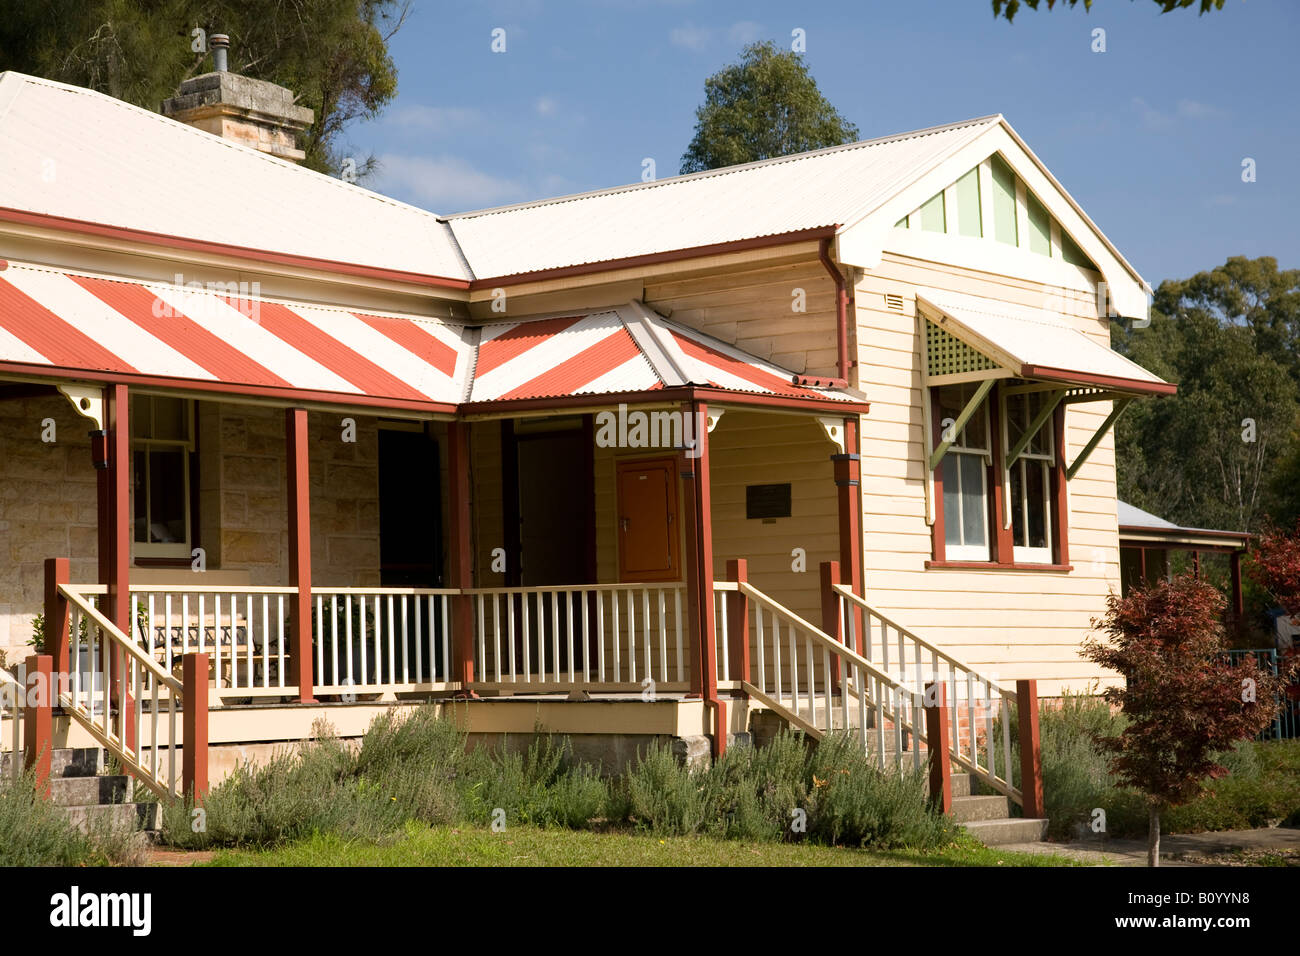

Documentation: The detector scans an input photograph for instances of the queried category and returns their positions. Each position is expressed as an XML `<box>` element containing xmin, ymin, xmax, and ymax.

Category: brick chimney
<box><xmin>161</xmin><ymin>35</ymin><xmax>314</xmax><ymax>163</ymax></box>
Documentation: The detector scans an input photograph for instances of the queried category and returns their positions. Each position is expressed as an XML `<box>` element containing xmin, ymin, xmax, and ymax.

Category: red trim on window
<box><xmin>1019</xmin><ymin>365</ymin><xmax>1177</xmax><ymax>396</ymax></box>
<box><xmin>1052</xmin><ymin>402</ymin><xmax>1070</xmax><ymax>566</ymax></box>
<box><xmin>930</xmin><ymin>381</ymin><xmax>1071</xmax><ymax>570</ymax></box>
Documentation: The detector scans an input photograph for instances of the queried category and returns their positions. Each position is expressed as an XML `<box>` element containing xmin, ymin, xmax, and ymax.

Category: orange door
<box><xmin>616</xmin><ymin>458</ymin><xmax>680</xmax><ymax>582</ymax></box>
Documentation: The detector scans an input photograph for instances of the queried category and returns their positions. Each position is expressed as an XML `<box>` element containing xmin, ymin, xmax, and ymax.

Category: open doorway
<box><xmin>507</xmin><ymin>418</ymin><xmax>596</xmax><ymax>675</ymax></box>
<box><xmin>378</xmin><ymin>424</ymin><xmax>442</xmax><ymax>587</ymax></box>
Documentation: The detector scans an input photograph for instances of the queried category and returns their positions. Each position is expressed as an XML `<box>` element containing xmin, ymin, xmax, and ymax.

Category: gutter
<box><xmin>818</xmin><ymin>238</ymin><xmax>851</xmax><ymax>385</ymax></box>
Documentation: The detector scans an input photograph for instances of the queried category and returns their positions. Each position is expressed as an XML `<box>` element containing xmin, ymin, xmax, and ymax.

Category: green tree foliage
<box><xmin>992</xmin><ymin>0</ymin><xmax>1225</xmax><ymax>21</ymax></box>
<box><xmin>679</xmin><ymin>40</ymin><xmax>859</xmax><ymax>175</ymax></box>
<box><xmin>1113</xmin><ymin>257</ymin><xmax>1300</xmax><ymax>534</ymax></box>
<box><xmin>0</xmin><ymin>0</ymin><xmax>408</xmax><ymax>176</ymax></box>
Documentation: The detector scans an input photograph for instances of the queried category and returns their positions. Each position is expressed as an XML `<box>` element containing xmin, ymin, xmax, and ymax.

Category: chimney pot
<box><xmin>210</xmin><ymin>34</ymin><xmax>230</xmax><ymax>72</ymax></box>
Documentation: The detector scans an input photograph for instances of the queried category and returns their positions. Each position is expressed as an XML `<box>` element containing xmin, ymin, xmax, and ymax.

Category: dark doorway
<box><xmin>378</xmin><ymin>427</ymin><xmax>442</xmax><ymax>587</ymax></box>
<box><xmin>510</xmin><ymin>422</ymin><xmax>596</xmax><ymax>677</ymax></box>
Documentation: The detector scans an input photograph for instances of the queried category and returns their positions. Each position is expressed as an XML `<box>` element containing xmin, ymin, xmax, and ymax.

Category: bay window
<box><xmin>930</xmin><ymin>380</ymin><xmax>1068</xmax><ymax>568</ymax></box>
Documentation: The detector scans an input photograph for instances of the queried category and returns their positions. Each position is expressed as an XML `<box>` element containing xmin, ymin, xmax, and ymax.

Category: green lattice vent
<box><xmin>925</xmin><ymin>320</ymin><xmax>999</xmax><ymax>377</ymax></box>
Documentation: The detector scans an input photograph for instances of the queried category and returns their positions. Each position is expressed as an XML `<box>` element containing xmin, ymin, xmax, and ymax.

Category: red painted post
<box><xmin>1016</xmin><ymin>679</ymin><xmax>1044</xmax><ymax>819</ymax></box>
<box><xmin>681</xmin><ymin>401</ymin><xmax>721</xmax><ymax>757</ymax></box>
<box><xmin>98</xmin><ymin>384</ymin><xmax>135</xmax><ymax>750</ymax></box>
<box><xmin>820</xmin><ymin>560</ymin><xmax>844</xmax><ymax>689</ymax></box>
<box><xmin>23</xmin><ymin>654</ymin><xmax>53</xmax><ymax>796</ymax></box>
<box><xmin>1230</xmin><ymin>549</ymin><xmax>1244</xmax><ymax>627</ymax></box>
<box><xmin>725</xmin><ymin>559</ymin><xmax>749</xmax><ymax>689</ymax></box>
<box><xmin>925</xmin><ymin>680</ymin><xmax>952</xmax><ymax>814</ymax></box>
<box><xmin>43</xmin><ymin>558</ymin><xmax>71</xmax><ymax>690</ymax></box>
<box><xmin>832</xmin><ymin>418</ymin><xmax>864</xmax><ymax>653</ymax></box>
<box><xmin>285</xmin><ymin>408</ymin><xmax>316</xmax><ymax>702</ymax></box>
<box><xmin>182</xmin><ymin>653</ymin><xmax>209</xmax><ymax>802</ymax></box>
<box><xmin>447</xmin><ymin>421</ymin><xmax>477</xmax><ymax>693</ymax></box>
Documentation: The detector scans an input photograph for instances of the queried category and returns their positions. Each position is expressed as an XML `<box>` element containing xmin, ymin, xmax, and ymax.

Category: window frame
<box><xmin>1003</xmin><ymin>389</ymin><xmax>1056</xmax><ymax>565</ymax></box>
<box><xmin>131</xmin><ymin>396</ymin><xmax>197</xmax><ymax>562</ymax></box>
<box><xmin>929</xmin><ymin>381</ymin><xmax>1070</xmax><ymax>571</ymax></box>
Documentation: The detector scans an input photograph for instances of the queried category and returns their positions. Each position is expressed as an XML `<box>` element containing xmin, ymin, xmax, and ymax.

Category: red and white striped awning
<box><xmin>0</xmin><ymin>261</ymin><xmax>860</xmax><ymax>410</ymax></box>
<box><xmin>0</xmin><ymin>260</ymin><xmax>472</xmax><ymax>406</ymax></box>
<box><xmin>467</xmin><ymin>301</ymin><xmax>860</xmax><ymax>405</ymax></box>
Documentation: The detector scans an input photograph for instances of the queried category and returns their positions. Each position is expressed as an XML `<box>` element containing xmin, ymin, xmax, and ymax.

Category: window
<box><xmin>935</xmin><ymin>383</ymin><xmax>992</xmax><ymax>561</ymax></box>
<box><xmin>132</xmin><ymin>395</ymin><xmax>195</xmax><ymax>559</ymax></box>
<box><xmin>930</xmin><ymin>381</ymin><xmax>1069</xmax><ymax>568</ymax></box>
<box><xmin>1003</xmin><ymin>391</ymin><xmax>1055</xmax><ymax>564</ymax></box>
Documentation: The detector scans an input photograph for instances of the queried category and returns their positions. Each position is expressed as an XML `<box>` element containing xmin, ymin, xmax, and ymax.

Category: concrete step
<box><xmin>61</xmin><ymin>801</ymin><xmax>158</xmax><ymax>833</ymax></box>
<box><xmin>962</xmin><ymin>817</ymin><xmax>1050</xmax><ymax>846</ymax></box>
<box><xmin>951</xmin><ymin>794</ymin><xmax>1011</xmax><ymax>823</ymax></box>
<box><xmin>49</xmin><ymin>774</ymin><xmax>130</xmax><ymax>807</ymax></box>
<box><xmin>950</xmin><ymin>772</ymin><xmax>971</xmax><ymax>797</ymax></box>
<box><xmin>1</xmin><ymin>747</ymin><xmax>103</xmax><ymax>778</ymax></box>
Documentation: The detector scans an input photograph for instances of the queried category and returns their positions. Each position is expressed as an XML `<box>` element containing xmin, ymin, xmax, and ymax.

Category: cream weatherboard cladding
<box><xmin>856</xmin><ymin>254</ymin><xmax>1125</xmax><ymax>696</ymax></box>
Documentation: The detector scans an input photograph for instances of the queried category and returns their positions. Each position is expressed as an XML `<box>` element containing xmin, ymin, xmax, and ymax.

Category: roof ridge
<box><xmin>0</xmin><ymin>70</ymin><xmax>451</xmax><ymax>222</ymax></box>
<box><xmin>441</xmin><ymin>114</ymin><xmax>1004</xmax><ymax>221</ymax></box>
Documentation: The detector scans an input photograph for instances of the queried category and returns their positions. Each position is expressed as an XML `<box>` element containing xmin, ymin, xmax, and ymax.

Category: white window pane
<box><xmin>960</xmin><ymin>454</ymin><xmax>987</xmax><ymax>548</ymax></box>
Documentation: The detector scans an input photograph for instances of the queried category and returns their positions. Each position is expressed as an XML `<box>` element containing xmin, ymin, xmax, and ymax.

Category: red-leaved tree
<box><xmin>1082</xmin><ymin>575</ymin><xmax>1286</xmax><ymax>866</ymax></box>
<box><xmin>1249</xmin><ymin>519</ymin><xmax>1300</xmax><ymax>618</ymax></box>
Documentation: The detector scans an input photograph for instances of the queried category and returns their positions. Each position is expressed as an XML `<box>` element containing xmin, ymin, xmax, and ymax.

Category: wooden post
<box><xmin>1016</xmin><ymin>679</ymin><xmax>1044</xmax><ymax>819</ymax></box>
<box><xmin>1230</xmin><ymin>549</ymin><xmax>1244</xmax><ymax>626</ymax></box>
<box><xmin>832</xmin><ymin>418</ymin><xmax>864</xmax><ymax>652</ymax></box>
<box><xmin>681</xmin><ymin>401</ymin><xmax>722</xmax><ymax>757</ymax></box>
<box><xmin>285</xmin><ymin>408</ymin><xmax>316</xmax><ymax>703</ymax></box>
<box><xmin>447</xmin><ymin>421</ymin><xmax>477</xmax><ymax>692</ymax></box>
<box><xmin>820</xmin><ymin>560</ymin><xmax>844</xmax><ymax>688</ymax></box>
<box><xmin>925</xmin><ymin>680</ymin><xmax>952</xmax><ymax>814</ymax></box>
<box><xmin>182</xmin><ymin>653</ymin><xmax>209</xmax><ymax>802</ymax></box>
<box><xmin>725</xmin><ymin>559</ymin><xmax>749</xmax><ymax>689</ymax></box>
<box><xmin>98</xmin><ymin>384</ymin><xmax>134</xmax><ymax>750</ymax></box>
<box><xmin>43</xmin><ymin>558</ymin><xmax>71</xmax><ymax>690</ymax></box>
<box><xmin>23</xmin><ymin>654</ymin><xmax>53</xmax><ymax>796</ymax></box>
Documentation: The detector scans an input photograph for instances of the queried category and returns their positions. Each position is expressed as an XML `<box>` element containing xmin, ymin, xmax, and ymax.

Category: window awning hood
<box><xmin>916</xmin><ymin>288</ymin><xmax>1175</xmax><ymax>398</ymax></box>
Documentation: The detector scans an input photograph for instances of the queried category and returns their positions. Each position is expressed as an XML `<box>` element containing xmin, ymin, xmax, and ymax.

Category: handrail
<box><xmin>61</xmin><ymin>585</ymin><xmax>183</xmax><ymax>695</ymax></box>
<box><xmin>737</xmin><ymin>581</ymin><xmax>928</xmax><ymax>770</ymax></box>
<box><xmin>57</xmin><ymin>584</ymin><xmax>183</xmax><ymax>798</ymax></box>
<box><xmin>1</xmin><ymin>665</ymin><xmax>21</xmax><ymax>781</ymax></box>
<box><xmin>830</xmin><ymin>581</ymin><xmax>1020</xmax><ymax>804</ymax></box>
<box><xmin>833</xmin><ymin>583</ymin><xmax>1012</xmax><ymax>700</ymax></box>
<box><xmin>465</xmin><ymin>581</ymin><xmax>685</xmax><ymax>596</ymax></box>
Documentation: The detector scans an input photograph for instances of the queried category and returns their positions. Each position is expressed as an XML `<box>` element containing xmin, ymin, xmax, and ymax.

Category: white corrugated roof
<box><xmin>1116</xmin><ymin>501</ymin><xmax>1180</xmax><ymax>530</ymax></box>
<box><xmin>445</xmin><ymin>116</ymin><xmax>1001</xmax><ymax>279</ymax></box>
<box><xmin>917</xmin><ymin>288</ymin><xmax>1171</xmax><ymax>392</ymax></box>
<box><xmin>0</xmin><ymin>72</ymin><xmax>472</xmax><ymax>281</ymax></box>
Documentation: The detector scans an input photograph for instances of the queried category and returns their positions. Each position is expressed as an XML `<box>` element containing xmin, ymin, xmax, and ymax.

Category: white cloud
<box><xmin>371</xmin><ymin>153</ymin><xmax>526</xmax><ymax>212</ymax></box>
<box><xmin>1132</xmin><ymin>96</ymin><xmax>1227</xmax><ymax>131</ymax></box>
<box><xmin>382</xmin><ymin>105</ymin><xmax>482</xmax><ymax>135</ymax></box>
<box><xmin>670</xmin><ymin>23</ymin><xmax>711</xmax><ymax>51</ymax></box>
<box><xmin>728</xmin><ymin>20</ymin><xmax>763</xmax><ymax>45</ymax></box>
<box><xmin>535</xmin><ymin>96</ymin><xmax>558</xmax><ymax>117</ymax></box>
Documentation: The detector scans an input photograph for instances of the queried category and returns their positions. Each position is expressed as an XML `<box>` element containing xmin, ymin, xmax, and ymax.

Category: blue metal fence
<box><xmin>1225</xmin><ymin>649</ymin><xmax>1299</xmax><ymax>740</ymax></box>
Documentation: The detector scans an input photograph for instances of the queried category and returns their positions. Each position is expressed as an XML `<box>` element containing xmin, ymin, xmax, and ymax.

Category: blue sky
<box><xmin>351</xmin><ymin>0</ymin><xmax>1299</xmax><ymax>287</ymax></box>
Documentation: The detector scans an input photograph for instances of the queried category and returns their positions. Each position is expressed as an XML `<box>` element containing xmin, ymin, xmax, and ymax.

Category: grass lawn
<box><xmin>202</xmin><ymin>824</ymin><xmax>1091</xmax><ymax>867</ymax></box>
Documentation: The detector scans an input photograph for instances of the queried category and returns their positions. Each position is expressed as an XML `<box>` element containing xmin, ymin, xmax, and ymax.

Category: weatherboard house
<box><xmin>0</xmin><ymin>67</ymin><xmax>1172</xmax><ymax>816</ymax></box>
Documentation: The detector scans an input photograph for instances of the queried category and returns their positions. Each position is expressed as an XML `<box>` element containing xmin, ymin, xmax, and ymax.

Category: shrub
<box><xmin>461</xmin><ymin>736</ymin><xmax>608</xmax><ymax>830</ymax></box>
<box><xmin>804</xmin><ymin>733</ymin><xmax>947</xmax><ymax>849</ymax></box>
<box><xmin>625</xmin><ymin>742</ymin><xmax>708</xmax><ymax>835</ymax></box>
<box><xmin>0</xmin><ymin>767</ymin><xmax>146</xmax><ymax>866</ymax></box>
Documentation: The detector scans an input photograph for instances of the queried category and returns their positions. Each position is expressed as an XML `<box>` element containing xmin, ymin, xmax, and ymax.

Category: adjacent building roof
<box><xmin>0</xmin><ymin>258</ymin><xmax>860</xmax><ymax>413</ymax></box>
<box><xmin>1117</xmin><ymin>500</ymin><xmax>1251</xmax><ymax>550</ymax></box>
<box><xmin>0</xmin><ymin>72</ymin><xmax>472</xmax><ymax>283</ymax></box>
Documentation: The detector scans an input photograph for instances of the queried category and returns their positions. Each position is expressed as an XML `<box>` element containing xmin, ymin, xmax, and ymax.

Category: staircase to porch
<box><xmin>718</xmin><ymin>563</ymin><xmax>1049</xmax><ymax>846</ymax></box>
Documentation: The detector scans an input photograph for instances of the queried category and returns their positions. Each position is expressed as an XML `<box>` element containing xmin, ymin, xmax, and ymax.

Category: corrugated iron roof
<box><xmin>0</xmin><ymin>72</ymin><xmax>473</xmax><ymax>282</ymax></box>
<box><xmin>0</xmin><ymin>258</ymin><xmax>858</xmax><ymax>410</ymax></box>
<box><xmin>445</xmin><ymin>117</ymin><xmax>1000</xmax><ymax>279</ymax></box>
<box><xmin>0</xmin><ymin>259</ymin><xmax>472</xmax><ymax>404</ymax></box>
<box><xmin>916</xmin><ymin>289</ymin><xmax>1172</xmax><ymax>394</ymax></box>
